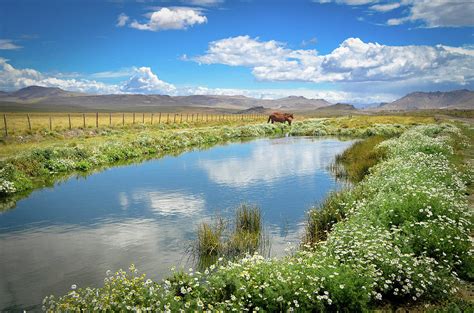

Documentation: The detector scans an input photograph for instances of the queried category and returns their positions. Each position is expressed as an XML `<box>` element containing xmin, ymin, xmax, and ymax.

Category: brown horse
<box><xmin>267</xmin><ymin>112</ymin><xmax>294</xmax><ymax>125</ymax></box>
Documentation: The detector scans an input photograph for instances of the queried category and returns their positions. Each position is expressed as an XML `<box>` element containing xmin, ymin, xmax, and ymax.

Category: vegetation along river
<box><xmin>0</xmin><ymin>136</ymin><xmax>353</xmax><ymax>311</ymax></box>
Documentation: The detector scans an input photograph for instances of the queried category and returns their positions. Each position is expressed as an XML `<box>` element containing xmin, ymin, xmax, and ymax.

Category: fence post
<box><xmin>27</xmin><ymin>114</ymin><xmax>32</xmax><ymax>131</ymax></box>
<box><xmin>3</xmin><ymin>114</ymin><xmax>8</xmax><ymax>136</ymax></box>
<box><xmin>122</xmin><ymin>113</ymin><xmax>125</xmax><ymax>126</ymax></box>
<box><xmin>142</xmin><ymin>113</ymin><xmax>145</xmax><ymax>124</ymax></box>
<box><xmin>173</xmin><ymin>114</ymin><xmax>177</xmax><ymax>123</ymax></box>
<box><xmin>167</xmin><ymin>113</ymin><xmax>170</xmax><ymax>123</ymax></box>
<box><xmin>49</xmin><ymin>116</ymin><xmax>52</xmax><ymax>131</ymax></box>
<box><xmin>83</xmin><ymin>113</ymin><xmax>86</xmax><ymax>128</ymax></box>
<box><xmin>109</xmin><ymin>113</ymin><xmax>112</xmax><ymax>126</ymax></box>
<box><xmin>96</xmin><ymin>112</ymin><xmax>99</xmax><ymax>128</ymax></box>
<box><xmin>180</xmin><ymin>114</ymin><xmax>183</xmax><ymax>123</ymax></box>
<box><xmin>68</xmin><ymin>114</ymin><xmax>72</xmax><ymax>130</ymax></box>
<box><xmin>133</xmin><ymin>113</ymin><xmax>135</xmax><ymax>124</ymax></box>
<box><xmin>158</xmin><ymin>112</ymin><xmax>162</xmax><ymax>124</ymax></box>
<box><xmin>151</xmin><ymin>113</ymin><xmax>154</xmax><ymax>125</ymax></box>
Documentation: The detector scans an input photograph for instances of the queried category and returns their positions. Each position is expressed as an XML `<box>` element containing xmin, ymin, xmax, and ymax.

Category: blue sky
<box><xmin>0</xmin><ymin>0</ymin><xmax>473</xmax><ymax>104</ymax></box>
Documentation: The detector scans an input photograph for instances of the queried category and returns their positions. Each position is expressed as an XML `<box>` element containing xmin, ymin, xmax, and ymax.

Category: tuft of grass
<box><xmin>235</xmin><ymin>204</ymin><xmax>262</xmax><ymax>234</ymax></box>
<box><xmin>191</xmin><ymin>205</ymin><xmax>267</xmax><ymax>270</ymax></box>
<box><xmin>196</xmin><ymin>218</ymin><xmax>225</xmax><ymax>257</ymax></box>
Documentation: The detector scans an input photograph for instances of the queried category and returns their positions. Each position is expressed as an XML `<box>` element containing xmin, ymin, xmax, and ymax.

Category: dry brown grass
<box><xmin>0</xmin><ymin>112</ymin><xmax>268</xmax><ymax>136</ymax></box>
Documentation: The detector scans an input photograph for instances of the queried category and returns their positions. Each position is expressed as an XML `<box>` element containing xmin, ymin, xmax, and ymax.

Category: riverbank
<box><xmin>0</xmin><ymin>116</ymin><xmax>423</xmax><ymax>209</ymax></box>
<box><xmin>42</xmin><ymin>122</ymin><xmax>472</xmax><ymax>311</ymax></box>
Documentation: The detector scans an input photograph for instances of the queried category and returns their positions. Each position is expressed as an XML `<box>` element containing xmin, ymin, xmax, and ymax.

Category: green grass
<box><xmin>42</xmin><ymin>122</ymin><xmax>473</xmax><ymax>312</ymax></box>
<box><xmin>334</xmin><ymin>135</ymin><xmax>388</xmax><ymax>182</ymax></box>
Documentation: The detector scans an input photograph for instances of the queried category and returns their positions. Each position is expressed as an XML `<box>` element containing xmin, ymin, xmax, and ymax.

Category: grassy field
<box><xmin>40</xmin><ymin>121</ymin><xmax>473</xmax><ymax>312</ymax></box>
<box><xmin>0</xmin><ymin>112</ymin><xmax>268</xmax><ymax>136</ymax></box>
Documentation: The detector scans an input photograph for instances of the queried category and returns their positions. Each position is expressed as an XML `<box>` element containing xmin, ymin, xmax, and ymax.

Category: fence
<box><xmin>1</xmin><ymin>112</ymin><xmax>269</xmax><ymax>137</ymax></box>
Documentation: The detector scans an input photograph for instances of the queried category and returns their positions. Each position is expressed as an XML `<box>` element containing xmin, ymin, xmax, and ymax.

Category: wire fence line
<box><xmin>1</xmin><ymin>112</ymin><xmax>269</xmax><ymax>137</ymax></box>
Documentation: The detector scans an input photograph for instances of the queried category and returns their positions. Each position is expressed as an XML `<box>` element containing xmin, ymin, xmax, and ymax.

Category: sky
<box><xmin>0</xmin><ymin>0</ymin><xmax>473</xmax><ymax>104</ymax></box>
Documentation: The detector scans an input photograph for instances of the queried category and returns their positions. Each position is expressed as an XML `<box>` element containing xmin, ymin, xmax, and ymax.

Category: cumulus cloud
<box><xmin>122</xmin><ymin>67</ymin><xmax>176</xmax><ymax>93</ymax></box>
<box><xmin>116</xmin><ymin>13</ymin><xmax>129</xmax><ymax>27</ymax></box>
<box><xmin>0</xmin><ymin>59</ymin><xmax>174</xmax><ymax>95</ymax></box>
<box><xmin>130</xmin><ymin>7</ymin><xmax>207</xmax><ymax>31</ymax></box>
<box><xmin>193</xmin><ymin>36</ymin><xmax>474</xmax><ymax>85</ymax></box>
<box><xmin>0</xmin><ymin>39</ymin><xmax>22</xmax><ymax>50</ymax></box>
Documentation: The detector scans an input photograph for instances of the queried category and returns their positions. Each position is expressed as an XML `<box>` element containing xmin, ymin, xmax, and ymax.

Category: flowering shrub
<box><xmin>0</xmin><ymin>163</ymin><xmax>32</xmax><ymax>195</ymax></box>
<box><xmin>43</xmin><ymin>123</ymin><xmax>472</xmax><ymax>311</ymax></box>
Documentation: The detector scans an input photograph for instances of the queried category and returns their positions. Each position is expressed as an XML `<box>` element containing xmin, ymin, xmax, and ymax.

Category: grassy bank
<box><xmin>42</xmin><ymin>123</ymin><xmax>472</xmax><ymax>311</ymax></box>
<box><xmin>0</xmin><ymin>116</ymin><xmax>421</xmax><ymax>209</ymax></box>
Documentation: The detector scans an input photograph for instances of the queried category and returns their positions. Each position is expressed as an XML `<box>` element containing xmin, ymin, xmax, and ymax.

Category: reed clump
<box><xmin>191</xmin><ymin>205</ymin><xmax>268</xmax><ymax>269</ymax></box>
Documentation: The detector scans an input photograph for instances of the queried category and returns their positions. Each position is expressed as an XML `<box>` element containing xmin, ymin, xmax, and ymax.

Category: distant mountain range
<box><xmin>0</xmin><ymin>86</ymin><xmax>472</xmax><ymax>112</ymax></box>
<box><xmin>0</xmin><ymin>86</ymin><xmax>331</xmax><ymax>112</ymax></box>
<box><xmin>377</xmin><ymin>89</ymin><xmax>474</xmax><ymax>111</ymax></box>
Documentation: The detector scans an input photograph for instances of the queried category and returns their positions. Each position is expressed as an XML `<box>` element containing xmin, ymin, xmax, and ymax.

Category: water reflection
<box><xmin>0</xmin><ymin>137</ymin><xmax>353</xmax><ymax>310</ymax></box>
<box><xmin>199</xmin><ymin>137</ymin><xmax>345</xmax><ymax>187</ymax></box>
<box><xmin>0</xmin><ymin>219</ymin><xmax>191</xmax><ymax>311</ymax></box>
<box><xmin>122</xmin><ymin>190</ymin><xmax>206</xmax><ymax>216</ymax></box>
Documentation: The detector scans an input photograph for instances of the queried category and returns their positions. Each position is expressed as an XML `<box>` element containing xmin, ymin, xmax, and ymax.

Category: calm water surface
<box><xmin>0</xmin><ymin>137</ymin><xmax>353</xmax><ymax>311</ymax></box>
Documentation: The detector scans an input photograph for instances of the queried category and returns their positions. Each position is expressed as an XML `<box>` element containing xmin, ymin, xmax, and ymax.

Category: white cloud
<box><xmin>315</xmin><ymin>0</ymin><xmax>474</xmax><ymax>27</ymax></box>
<box><xmin>122</xmin><ymin>67</ymin><xmax>176</xmax><ymax>93</ymax></box>
<box><xmin>116</xmin><ymin>13</ymin><xmax>129</xmax><ymax>27</ymax></box>
<box><xmin>193</xmin><ymin>36</ymin><xmax>474</xmax><ymax>85</ymax></box>
<box><xmin>0</xmin><ymin>59</ymin><xmax>175</xmax><ymax>95</ymax></box>
<box><xmin>0</xmin><ymin>39</ymin><xmax>22</xmax><ymax>50</ymax></box>
<box><xmin>182</xmin><ymin>0</ymin><xmax>224</xmax><ymax>6</ymax></box>
<box><xmin>130</xmin><ymin>7</ymin><xmax>207</xmax><ymax>31</ymax></box>
<box><xmin>314</xmin><ymin>0</ymin><xmax>377</xmax><ymax>5</ymax></box>
<box><xmin>395</xmin><ymin>0</ymin><xmax>474</xmax><ymax>28</ymax></box>
<box><xmin>369</xmin><ymin>3</ymin><xmax>400</xmax><ymax>12</ymax></box>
